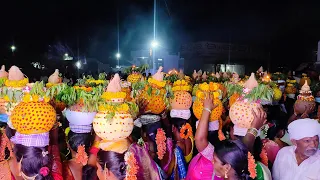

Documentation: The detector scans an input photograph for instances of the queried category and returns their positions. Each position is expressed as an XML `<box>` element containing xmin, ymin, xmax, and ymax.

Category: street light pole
<box><xmin>116</xmin><ymin>53</ymin><xmax>121</xmax><ymax>68</ymax></box>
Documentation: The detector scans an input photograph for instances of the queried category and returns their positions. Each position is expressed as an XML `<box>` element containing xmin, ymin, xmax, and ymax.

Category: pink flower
<box><xmin>39</xmin><ymin>167</ymin><xmax>50</xmax><ymax>176</ymax></box>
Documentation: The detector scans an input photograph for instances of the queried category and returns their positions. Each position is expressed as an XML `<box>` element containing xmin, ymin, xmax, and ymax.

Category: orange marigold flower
<box><xmin>248</xmin><ymin>152</ymin><xmax>257</xmax><ymax>179</ymax></box>
<box><xmin>155</xmin><ymin>128</ymin><xmax>166</xmax><ymax>160</ymax></box>
<box><xmin>75</xmin><ymin>145</ymin><xmax>88</xmax><ymax>166</ymax></box>
<box><xmin>260</xmin><ymin>147</ymin><xmax>268</xmax><ymax>167</ymax></box>
<box><xmin>180</xmin><ymin>123</ymin><xmax>193</xmax><ymax>139</ymax></box>
<box><xmin>124</xmin><ymin>152</ymin><xmax>139</xmax><ymax>180</ymax></box>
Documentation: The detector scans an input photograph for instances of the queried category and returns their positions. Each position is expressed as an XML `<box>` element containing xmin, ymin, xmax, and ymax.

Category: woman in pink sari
<box><xmin>187</xmin><ymin>94</ymin><xmax>266</xmax><ymax>180</ymax></box>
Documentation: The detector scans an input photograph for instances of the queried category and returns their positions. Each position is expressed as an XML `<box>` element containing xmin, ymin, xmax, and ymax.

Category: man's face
<box><xmin>294</xmin><ymin>135</ymin><xmax>319</xmax><ymax>157</ymax></box>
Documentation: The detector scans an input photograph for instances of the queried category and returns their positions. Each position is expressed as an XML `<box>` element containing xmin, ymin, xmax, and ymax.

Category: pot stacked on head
<box><xmin>192</xmin><ymin>81</ymin><xmax>225</xmax><ymax>140</ymax></box>
<box><xmin>170</xmin><ymin>76</ymin><xmax>192</xmax><ymax>121</ymax></box>
<box><xmin>0</xmin><ymin>66</ymin><xmax>29</xmax><ymax>128</ymax></box>
<box><xmin>93</xmin><ymin>73</ymin><xmax>137</xmax><ymax>153</ymax></box>
<box><xmin>294</xmin><ymin>81</ymin><xmax>316</xmax><ymax>114</ymax></box>
<box><xmin>139</xmin><ymin>66</ymin><xmax>167</xmax><ymax>115</ymax></box>
<box><xmin>229</xmin><ymin>73</ymin><xmax>273</xmax><ymax>137</ymax></box>
<box><xmin>10</xmin><ymin>82</ymin><xmax>56</xmax><ymax>135</ymax></box>
<box><xmin>46</xmin><ymin>69</ymin><xmax>66</xmax><ymax>114</ymax></box>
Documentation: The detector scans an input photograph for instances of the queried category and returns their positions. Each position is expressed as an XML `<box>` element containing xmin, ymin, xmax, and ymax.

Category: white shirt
<box><xmin>273</xmin><ymin>146</ymin><xmax>320</xmax><ymax>180</ymax></box>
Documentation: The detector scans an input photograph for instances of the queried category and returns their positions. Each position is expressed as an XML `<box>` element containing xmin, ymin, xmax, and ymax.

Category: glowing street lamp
<box><xmin>64</xmin><ymin>53</ymin><xmax>69</xmax><ymax>57</ymax></box>
<box><xmin>116</xmin><ymin>53</ymin><xmax>121</xmax><ymax>59</ymax></box>
<box><xmin>75</xmin><ymin>61</ymin><xmax>81</xmax><ymax>69</ymax></box>
<box><xmin>151</xmin><ymin>40</ymin><xmax>159</xmax><ymax>48</ymax></box>
<box><xmin>11</xmin><ymin>45</ymin><xmax>16</xmax><ymax>52</ymax></box>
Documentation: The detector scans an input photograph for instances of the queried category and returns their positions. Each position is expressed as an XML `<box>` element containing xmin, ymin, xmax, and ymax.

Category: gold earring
<box><xmin>224</xmin><ymin>171</ymin><xmax>228</xmax><ymax>178</ymax></box>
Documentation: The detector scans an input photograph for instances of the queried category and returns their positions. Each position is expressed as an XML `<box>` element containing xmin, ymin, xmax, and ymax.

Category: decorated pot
<box><xmin>93</xmin><ymin>112</ymin><xmax>134</xmax><ymax>141</ymax></box>
<box><xmin>170</xmin><ymin>91</ymin><xmax>192</xmax><ymax>110</ymax></box>
<box><xmin>294</xmin><ymin>99</ymin><xmax>316</xmax><ymax>114</ymax></box>
<box><xmin>65</xmin><ymin>109</ymin><xmax>96</xmax><ymax>125</ymax></box>
<box><xmin>10</xmin><ymin>102</ymin><xmax>56</xmax><ymax>134</ymax></box>
<box><xmin>229</xmin><ymin>100</ymin><xmax>261</xmax><ymax>128</ymax></box>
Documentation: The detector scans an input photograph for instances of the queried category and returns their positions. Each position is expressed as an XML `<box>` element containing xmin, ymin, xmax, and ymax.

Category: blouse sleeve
<box><xmin>200</xmin><ymin>142</ymin><xmax>214</xmax><ymax>162</ymax></box>
<box><xmin>49</xmin><ymin>145</ymin><xmax>63</xmax><ymax>180</ymax></box>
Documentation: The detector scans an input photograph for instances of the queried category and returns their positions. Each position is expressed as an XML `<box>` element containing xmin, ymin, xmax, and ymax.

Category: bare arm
<box><xmin>195</xmin><ymin>93</ymin><xmax>216</xmax><ymax>152</ymax></box>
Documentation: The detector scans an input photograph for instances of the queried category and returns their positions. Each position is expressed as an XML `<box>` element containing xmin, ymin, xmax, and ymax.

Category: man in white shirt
<box><xmin>273</xmin><ymin>118</ymin><xmax>320</xmax><ymax>180</ymax></box>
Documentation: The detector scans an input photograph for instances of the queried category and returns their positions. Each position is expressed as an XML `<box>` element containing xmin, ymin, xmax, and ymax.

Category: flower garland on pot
<box><xmin>192</xmin><ymin>81</ymin><xmax>225</xmax><ymax>140</ymax></box>
<box><xmin>0</xmin><ymin>66</ymin><xmax>29</xmax><ymax>129</ymax></box>
<box><xmin>10</xmin><ymin>81</ymin><xmax>56</xmax><ymax>134</ymax></box>
<box><xmin>125</xmin><ymin>64</ymin><xmax>149</xmax><ymax>83</ymax></box>
<box><xmin>133</xmin><ymin>66</ymin><xmax>173</xmax><ymax>115</ymax></box>
<box><xmin>93</xmin><ymin>73</ymin><xmax>138</xmax><ymax>152</ymax></box>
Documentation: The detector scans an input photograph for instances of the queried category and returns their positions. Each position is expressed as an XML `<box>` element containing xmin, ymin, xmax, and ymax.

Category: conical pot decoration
<box><xmin>178</xmin><ymin>69</ymin><xmax>184</xmax><ymax>79</ymax></box>
<box><xmin>232</xmin><ymin>72</ymin><xmax>240</xmax><ymax>83</ymax></box>
<box><xmin>0</xmin><ymin>66</ymin><xmax>28</xmax><ymax>116</ymax></box>
<box><xmin>299</xmin><ymin>73</ymin><xmax>311</xmax><ymax>87</ymax></box>
<box><xmin>294</xmin><ymin>81</ymin><xmax>315</xmax><ymax>114</ymax></box>
<box><xmin>93</xmin><ymin>73</ymin><xmax>135</xmax><ymax>142</ymax></box>
<box><xmin>229</xmin><ymin>73</ymin><xmax>272</xmax><ymax>129</ymax></box>
<box><xmin>192</xmin><ymin>70</ymin><xmax>198</xmax><ymax>79</ymax></box>
<box><xmin>48</xmin><ymin>69</ymin><xmax>62</xmax><ymax>84</ymax></box>
<box><xmin>215</xmin><ymin>72</ymin><xmax>220</xmax><ymax>79</ymax></box>
<box><xmin>140</xmin><ymin>66</ymin><xmax>167</xmax><ymax>114</ymax></box>
<box><xmin>10</xmin><ymin>82</ymin><xmax>56</xmax><ymax>134</ymax></box>
<box><xmin>257</xmin><ymin>66</ymin><xmax>263</xmax><ymax>73</ymax></box>
<box><xmin>8</xmin><ymin>66</ymin><xmax>25</xmax><ymax>82</ymax></box>
<box><xmin>202</xmin><ymin>72</ymin><xmax>207</xmax><ymax>81</ymax></box>
<box><xmin>223</xmin><ymin>72</ymin><xmax>228</xmax><ymax>79</ymax></box>
<box><xmin>0</xmin><ymin>65</ymin><xmax>8</xmax><ymax>78</ymax></box>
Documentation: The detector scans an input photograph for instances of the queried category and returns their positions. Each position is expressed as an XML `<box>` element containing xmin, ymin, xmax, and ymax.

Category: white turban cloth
<box><xmin>288</xmin><ymin>118</ymin><xmax>320</xmax><ymax>140</ymax></box>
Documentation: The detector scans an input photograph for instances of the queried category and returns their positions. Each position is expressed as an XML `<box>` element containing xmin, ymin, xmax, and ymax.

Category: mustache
<box><xmin>306</xmin><ymin>148</ymin><xmax>318</xmax><ymax>151</ymax></box>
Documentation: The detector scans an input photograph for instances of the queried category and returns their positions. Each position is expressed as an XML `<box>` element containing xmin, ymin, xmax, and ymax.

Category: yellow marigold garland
<box><xmin>5</xmin><ymin>78</ymin><xmax>28</xmax><ymax>88</ymax></box>
<box><xmin>22</xmin><ymin>94</ymin><xmax>50</xmax><ymax>103</ymax></box>
<box><xmin>98</xmin><ymin>103</ymin><xmax>129</xmax><ymax>113</ymax></box>
<box><xmin>148</xmin><ymin>78</ymin><xmax>166</xmax><ymax>88</ymax></box>
<box><xmin>101</xmin><ymin>91</ymin><xmax>126</xmax><ymax>101</ymax></box>
<box><xmin>86</xmin><ymin>79</ymin><xmax>105</xmax><ymax>85</ymax></box>
<box><xmin>172</xmin><ymin>80</ymin><xmax>192</xmax><ymax>92</ymax></box>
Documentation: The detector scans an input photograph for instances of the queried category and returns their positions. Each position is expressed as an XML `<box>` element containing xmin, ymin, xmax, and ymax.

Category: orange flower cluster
<box><xmin>260</xmin><ymin>148</ymin><xmax>268</xmax><ymax>167</ymax></box>
<box><xmin>155</xmin><ymin>128</ymin><xmax>167</xmax><ymax>160</ymax></box>
<box><xmin>248</xmin><ymin>152</ymin><xmax>257</xmax><ymax>179</ymax></box>
<box><xmin>124</xmin><ymin>152</ymin><xmax>139</xmax><ymax>180</ymax></box>
<box><xmin>75</xmin><ymin>145</ymin><xmax>88</xmax><ymax>166</ymax></box>
<box><xmin>74</xmin><ymin>86</ymin><xmax>93</xmax><ymax>92</ymax></box>
<box><xmin>179</xmin><ymin>123</ymin><xmax>193</xmax><ymax>139</ymax></box>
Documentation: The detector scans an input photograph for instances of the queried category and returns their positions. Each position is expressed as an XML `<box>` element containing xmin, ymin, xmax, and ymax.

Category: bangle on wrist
<box><xmin>247</xmin><ymin>128</ymin><xmax>258</xmax><ymax>138</ymax></box>
<box><xmin>203</xmin><ymin>107</ymin><xmax>212</xmax><ymax>113</ymax></box>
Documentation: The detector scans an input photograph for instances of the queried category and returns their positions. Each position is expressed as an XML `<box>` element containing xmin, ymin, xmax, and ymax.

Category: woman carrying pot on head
<box><xmin>10</xmin><ymin>123</ymin><xmax>63</xmax><ymax>180</ymax></box>
<box><xmin>187</xmin><ymin>93</ymin><xmax>267</xmax><ymax>180</ymax></box>
<box><xmin>62</xmin><ymin>125</ymin><xmax>94</xmax><ymax>180</ymax></box>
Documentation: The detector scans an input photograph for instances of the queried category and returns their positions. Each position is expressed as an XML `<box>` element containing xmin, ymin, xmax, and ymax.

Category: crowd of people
<box><xmin>0</xmin><ymin>64</ymin><xmax>319</xmax><ymax>180</ymax></box>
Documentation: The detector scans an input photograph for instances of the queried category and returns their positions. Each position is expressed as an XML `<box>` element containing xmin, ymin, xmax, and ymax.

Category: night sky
<box><xmin>1</xmin><ymin>0</ymin><xmax>320</xmax><ymax>70</ymax></box>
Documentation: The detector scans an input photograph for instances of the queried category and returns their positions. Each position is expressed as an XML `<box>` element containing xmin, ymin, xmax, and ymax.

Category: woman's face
<box><xmin>213</xmin><ymin>153</ymin><xmax>226</xmax><ymax>177</ymax></box>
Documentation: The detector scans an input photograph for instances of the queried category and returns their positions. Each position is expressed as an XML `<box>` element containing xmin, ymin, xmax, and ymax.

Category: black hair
<box><xmin>82</xmin><ymin>165</ymin><xmax>97</xmax><ymax>180</ymax></box>
<box><xmin>130</xmin><ymin>126</ymin><xmax>142</xmax><ymax>143</ymax></box>
<box><xmin>5</xmin><ymin>125</ymin><xmax>16</xmax><ymax>139</ymax></box>
<box><xmin>215</xmin><ymin>140</ymin><xmax>252</xmax><ymax>180</ymax></box>
<box><xmin>98</xmin><ymin>150</ymin><xmax>126</xmax><ymax>180</ymax></box>
<box><xmin>142</xmin><ymin>121</ymin><xmax>162</xmax><ymax>143</ymax></box>
<box><xmin>67</xmin><ymin>130</ymin><xmax>93</xmax><ymax>153</ymax></box>
<box><xmin>170</xmin><ymin>117</ymin><xmax>187</xmax><ymax>130</ymax></box>
<box><xmin>14</xmin><ymin>144</ymin><xmax>53</xmax><ymax>180</ymax></box>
